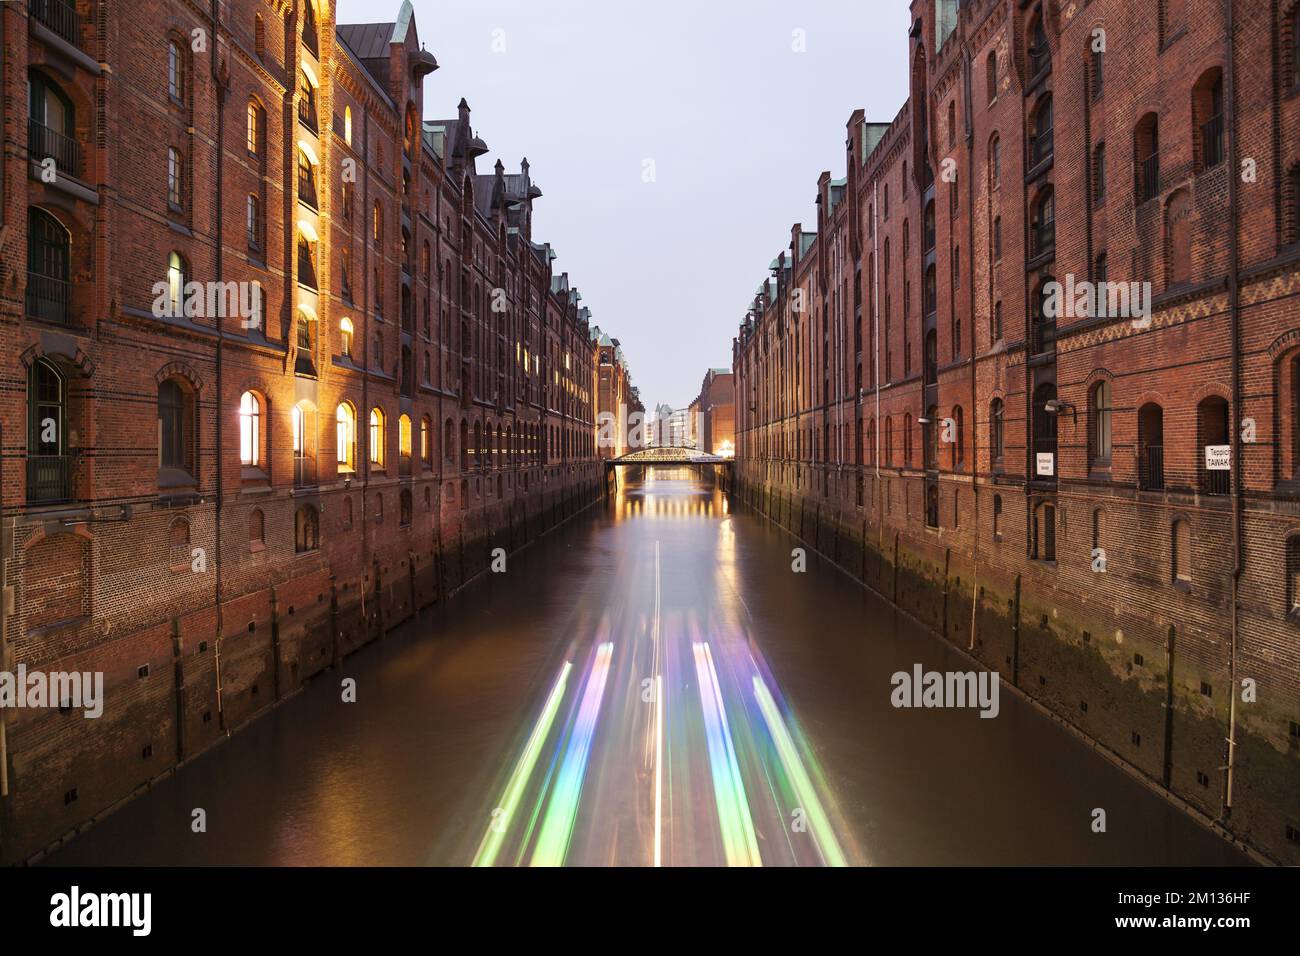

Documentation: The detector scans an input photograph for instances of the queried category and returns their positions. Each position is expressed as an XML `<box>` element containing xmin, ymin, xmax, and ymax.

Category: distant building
<box><xmin>688</xmin><ymin>368</ymin><xmax>735</xmax><ymax>457</ymax></box>
<box><xmin>594</xmin><ymin>328</ymin><xmax>638</xmax><ymax>457</ymax></box>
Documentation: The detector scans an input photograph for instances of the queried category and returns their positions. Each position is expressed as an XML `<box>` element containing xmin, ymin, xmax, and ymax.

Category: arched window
<box><xmin>473</xmin><ymin>421</ymin><xmax>483</xmax><ymax>469</ymax></box>
<box><xmin>297</xmin><ymin>69</ymin><xmax>317</xmax><ymax>131</ymax></box>
<box><xmin>1192</xmin><ymin>69</ymin><xmax>1226</xmax><ymax>173</ymax></box>
<box><xmin>167</xmin><ymin>251</ymin><xmax>188</xmax><ymax>317</ymax></box>
<box><xmin>167</xmin><ymin>39</ymin><xmax>185</xmax><ymax>102</ymax></box>
<box><xmin>904</xmin><ymin>412</ymin><xmax>914</xmax><ymax>467</ymax></box>
<box><xmin>1089</xmin><ymin>381</ymin><xmax>1113</xmax><ymax>466</ymax></box>
<box><xmin>459</xmin><ymin>419</ymin><xmax>469</xmax><ymax>470</ymax></box>
<box><xmin>336</xmin><ymin>402</ymin><xmax>356</xmax><ymax>471</ymax></box>
<box><xmin>27</xmin><ymin>358</ymin><xmax>68</xmax><ymax>502</ymax></box>
<box><xmin>1138</xmin><ymin>403</ymin><xmax>1165</xmax><ymax>490</ymax></box>
<box><xmin>373</xmin><ymin>200</ymin><xmax>382</xmax><ymax>242</ymax></box>
<box><xmin>167</xmin><ymin>146</ymin><xmax>184</xmax><ymax>209</ymax></box>
<box><xmin>885</xmin><ymin>417</ymin><xmax>894</xmax><ymax>465</ymax></box>
<box><xmin>1172</xmin><ymin>518</ymin><xmax>1191</xmax><ymax>584</ymax></box>
<box><xmin>295</xmin><ymin>309</ymin><xmax>317</xmax><ymax>376</ymax></box>
<box><xmin>297</xmin><ymin>148</ymin><xmax>318</xmax><ymax>209</ymax></box>
<box><xmin>339</xmin><ymin>317</ymin><xmax>354</xmax><ymax>357</ymax></box>
<box><xmin>947</xmin><ymin>99</ymin><xmax>957</xmax><ymax>148</ymax></box>
<box><xmin>249</xmin><ymin>508</ymin><xmax>265</xmax><ymax>552</ymax></box>
<box><xmin>1031</xmin><ymin>186</ymin><xmax>1055</xmax><ymax>256</ymax></box>
<box><xmin>445</xmin><ymin>418</ymin><xmax>455</xmax><ymax>462</ymax></box>
<box><xmin>421</xmin><ymin>416</ymin><xmax>432</xmax><ymax>465</ymax></box>
<box><xmin>26</xmin><ymin>207</ymin><xmax>71</xmax><ymax>324</ymax></box>
<box><xmin>1028</xmin><ymin>11</ymin><xmax>1051</xmax><ymax>77</ymax></box>
<box><xmin>246</xmin><ymin>100</ymin><xmax>263</xmax><ymax>156</ymax></box>
<box><xmin>399</xmin><ymin>488</ymin><xmax>412</xmax><ymax>527</ymax></box>
<box><xmin>923</xmin><ymin>200</ymin><xmax>936</xmax><ymax>251</ymax></box>
<box><xmin>344</xmin><ymin>105</ymin><xmax>352</xmax><ymax>145</ymax></box>
<box><xmin>986</xmin><ymin>51</ymin><xmax>998</xmax><ymax>103</ymax></box>
<box><xmin>238</xmin><ymin>391</ymin><xmax>261</xmax><ymax>467</ymax></box>
<box><xmin>295</xmin><ymin>505</ymin><xmax>319</xmax><ymax>553</ymax></box>
<box><xmin>398</xmin><ymin>413</ymin><xmax>412</xmax><ymax>458</ymax></box>
<box><xmin>1136</xmin><ymin>113</ymin><xmax>1160</xmax><ymax>203</ymax></box>
<box><xmin>301</xmin><ymin>0</ymin><xmax>319</xmax><ymax>54</ymax></box>
<box><xmin>369</xmin><ymin>408</ymin><xmax>386</xmax><ymax>468</ymax></box>
<box><xmin>158</xmin><ymin>378</ymin><xmax>193</xmax><ymax>476</ymax></box>
<box><xmin>990</xmin><ymin>398</ymin><xmax>1005</xmax><ymax>462</ymax></box>
<box><xmin>1197</xmin><ymin>395</ymin><xmax>1231</xmax><ymax>495</ymax></box>
<box><xmin>989</xmin><ymin>134</ymin><xmax>1001</xmax><ymax>188</ymax></box>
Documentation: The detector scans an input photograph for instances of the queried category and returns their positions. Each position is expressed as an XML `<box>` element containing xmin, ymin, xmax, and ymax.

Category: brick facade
<box><xmin>732</xmin><ymin>0</ymin><xmax>1300</xmax><ymax>864</ymax></box>
<box><xmin>0</xmin><ymin>0</ymin><xmax>611</xmax><ymax>861</ymax></box>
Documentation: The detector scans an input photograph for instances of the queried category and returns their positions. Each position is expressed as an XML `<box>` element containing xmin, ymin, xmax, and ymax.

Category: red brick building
<box><xmin>734</xmin><ymin>0</ymin><xmax>1300</xmax><ymax>864</ymax></box>
<box><xmin>594</xmin><ymin>329</ymin><xmax>641</xmax><ymax>458</ymax></box>
<box><xmin>0</xmin><ymin>0</ymin><xmax>606</xmax><ymax>861</ymax></box>
<box><xmin>688</xmin><ymin>368</ymin><xmax>735</xmax><ymax>457</ymax></box>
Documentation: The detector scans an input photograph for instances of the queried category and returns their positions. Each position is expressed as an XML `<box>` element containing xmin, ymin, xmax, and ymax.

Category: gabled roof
<box><xmin>336</xmin><ymin>22</ymin><xmax>393</xmax><ymax>61</ymax></box>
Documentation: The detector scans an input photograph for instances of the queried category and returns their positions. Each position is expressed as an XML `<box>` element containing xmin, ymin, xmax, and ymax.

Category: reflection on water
<box><xmin>48</xmin><ymin>467</ymin><xmax>1249</xmax><ymax>866</ymax></box>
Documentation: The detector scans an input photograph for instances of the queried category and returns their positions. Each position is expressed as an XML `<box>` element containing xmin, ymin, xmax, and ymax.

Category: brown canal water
<box><xmin>47</xmin><ymin>468</ymin><xmax>1249</xmax><ymax>866</ymax></box>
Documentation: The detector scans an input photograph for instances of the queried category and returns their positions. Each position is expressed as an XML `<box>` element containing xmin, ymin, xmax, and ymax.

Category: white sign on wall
<box><xmin>1036</xmin><ymin>453</ymin><xmax>1055</xmax><ymax>477</ymax></box>
<box><xmin>1205</xmin><ymin>445</ymin><xmax>1231</xmax><ymax>471</ymax></box>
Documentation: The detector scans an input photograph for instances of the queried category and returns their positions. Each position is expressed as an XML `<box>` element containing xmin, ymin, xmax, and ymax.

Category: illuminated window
<box><xmin>344</xmin><ymin>105</ymin><xmax>352</xmax><ymax>145</ymax></box>
<box><xmin>336</xmin><ymin>402</ymin><xmax>356</xmax><ymax>471</ymax></box>
<box><xmin>399</xmin><ymin>413</ymin><xmax>412</xmax><ymax>458</ymax></box>
<box><xmin>246</xmin><ymin>101</ymin><xmax>261</xmax><ymax>155</ymax></box>
<box><xmin>340</xmin><ymin>317</ymin><xmax>354</xmax><ymax>357</ymax></box>
<box><xmin>369</xmin><ymin>407</ymin><xmax>386</xmax><ymax>468</ymax></box>
<box><xmin>167</xmin><ymin>251</ymin><xmax>187</xmax><ymax>316</ymax></box>
<box><xmin>238</xmin><ymin>391</ymin><xmax>261</xmax><ymax>466</ymax></box>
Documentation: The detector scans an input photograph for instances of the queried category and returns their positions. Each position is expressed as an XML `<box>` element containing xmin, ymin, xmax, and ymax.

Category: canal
<box><xmin>48</xmin><ymin>468</ymin><xmax>1248</xmax><ymax>866</ymax></box>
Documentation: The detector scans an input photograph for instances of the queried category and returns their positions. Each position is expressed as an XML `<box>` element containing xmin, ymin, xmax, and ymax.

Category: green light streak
<box><xmin>472</xmin><ymin>662</ymin><xmax>572</xmax><ymax>867</ymax></box>
<box><xmin>752</xmin><ymin>675</ymin><xmax>848</xmax><ymax>866</ymax></box>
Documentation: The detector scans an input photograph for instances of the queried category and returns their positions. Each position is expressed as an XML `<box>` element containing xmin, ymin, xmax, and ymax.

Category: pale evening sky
<box><xmin>335</xmin><ymin>0</ymin><xmax>911</xmax><ymax>411</ymax></box>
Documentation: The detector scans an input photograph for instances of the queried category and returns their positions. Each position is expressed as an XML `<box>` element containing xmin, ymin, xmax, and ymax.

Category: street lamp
<box><xmin>1044</xmin><ymin>398</ymin><xmax>1078</xmax><ymax>424</ymax></box>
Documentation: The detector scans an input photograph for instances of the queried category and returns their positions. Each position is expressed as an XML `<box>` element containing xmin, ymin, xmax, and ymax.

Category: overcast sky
<box><xmin>336</xmin><ymin>0</ymin><xmax>910</xmax><ymax>410</ymax></box>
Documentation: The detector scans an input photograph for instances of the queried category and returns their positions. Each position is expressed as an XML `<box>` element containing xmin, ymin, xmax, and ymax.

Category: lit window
<box><xmin>369</xmin><ymin>407</ymin><xmax>385</xmax><ymax>467</ymax></box>
<box><xmin>336</xmin><ymin>402</ymin><xmax>356</xmax><ymax>470</ymax></box>
<box><xmin>238</xmin><ymin>391</ymin><xmax>260</xmax><ymax>466</ymax></box>
<box><xmin>246</xmin><ymin>102</ymin><xmax>261</xmax><ymax>155</ymax></box>
<box><xmin>344</xmin><ymin>105</ymin><xmax>352</xmax><ymax>145</ymax></box>
<box><xmin>340</xmin><ymin>317</ymin><xmax>354</xmax><ymax>357</ymax></box>
<box><xmin>167</xmin><ymin>251</ymin><xmax>187</xmax><ymax>316</ymax></box>
<box><xmin>399</xmin><ymin>413</ymin><xmax>412</xmax><ymax>458</ymax></box>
